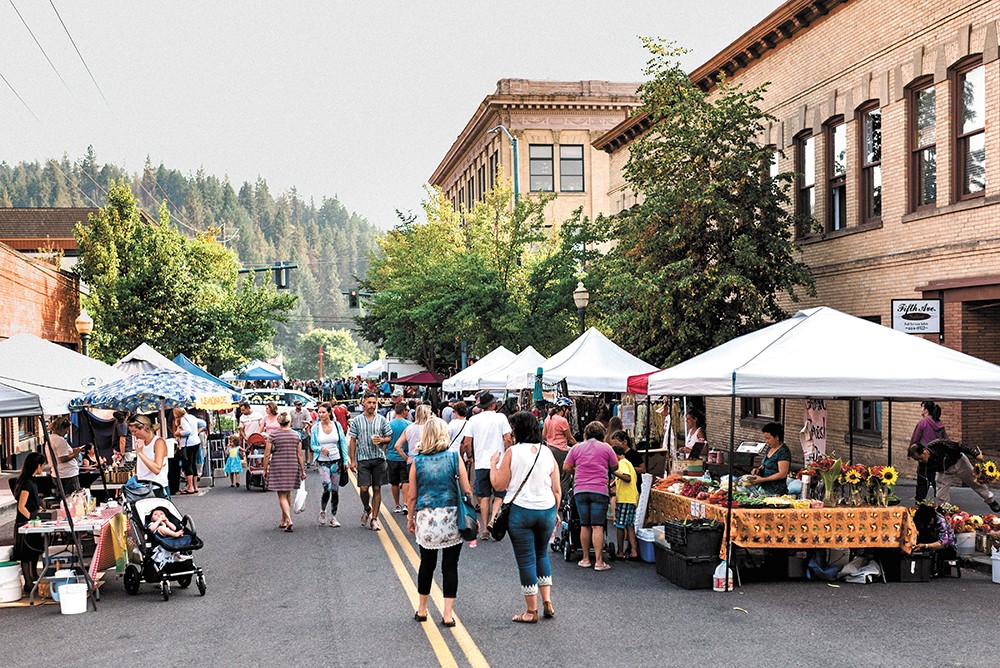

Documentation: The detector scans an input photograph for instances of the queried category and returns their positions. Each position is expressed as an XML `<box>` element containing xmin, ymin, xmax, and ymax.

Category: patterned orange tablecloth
<box><xmin>648</xmin><ymin>490</ymin><xmax>917</xmax><ymax>558</ymax></box>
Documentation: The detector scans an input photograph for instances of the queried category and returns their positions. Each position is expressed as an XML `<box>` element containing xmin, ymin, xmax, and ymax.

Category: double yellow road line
<box><xmin>349</xmin><ymin>472</ymin><xmax>490</xmax><ymax>668</ymax></box>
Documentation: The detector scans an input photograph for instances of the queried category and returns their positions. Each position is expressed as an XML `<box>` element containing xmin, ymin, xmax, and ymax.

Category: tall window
<box><xmin>467</xmin><ymin>177</ymin><xmax>474</xmax><ymax>209</ymax></box>
<box><xmin>795</xmin><ymin>132</ymin><xmax>815</xmax><ymax>233</ymax></box>
<box><xmin>457</xmin><ymin>189</ymin><xmax>464</xmax><ymax>210</ymax></box>
<box><xmin>529</xmin><ymin>144</ymin><xmax>554</xmax><ymax>191</ymax></box>
<box><xmin>859</xmin><ymin>105</ymin><xmax>882</xmax><ymax>222</ymax></box>
<box><xmin>827</xmin><ymin>119</ymin><xmax>847</xmax><ymax>231</ymax></box>
<box><xmin>488</xmin><ymin>150</ymin><xmax>498</xmax><ymax>188</ymax></box>
<box><xmin>559</xmin><ymin>145</ymin><xmax>584</xmax><ymax>192</ymax></box>
<box><xmin>477</xmin><ymin>165</ymin><xmax>486</xmax><ymax>201</ymax></box>
<box><xmin>956</xmin><ymin>63</ymin><xmax>985</xmax><ymax>198</ymax></box>
<box><xmin>767</xmin><ymin>147</ymin><xmax>779</xmax><ymax>180</ymax></box>
<box><xmin>911</xmin><ymin>81</ymin><xmax>937</xmax><ymax>209</ymax></box>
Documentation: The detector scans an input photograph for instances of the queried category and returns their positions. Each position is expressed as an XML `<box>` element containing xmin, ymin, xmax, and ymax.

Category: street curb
<box><xmin>959</xmin><ymin>554</ymin><xmax>994</xmax><ymax>576</ymax></box>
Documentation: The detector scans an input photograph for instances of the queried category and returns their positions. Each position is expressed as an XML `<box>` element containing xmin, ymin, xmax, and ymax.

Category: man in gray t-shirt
<box><xmin>348</xmin><ymin>394</ymin><xmax>393</xmax><ymax>531</ymax></box>
<box><xmin>290</xmin><ymin>401</ymin><xmax>314</xmax><ymax>467</ymax></box>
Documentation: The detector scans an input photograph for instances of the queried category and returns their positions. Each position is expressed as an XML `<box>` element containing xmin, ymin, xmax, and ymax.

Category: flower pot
<box><xmin>955</xmin><ymin>532</ymin><xmax>976</xmax><ymax>556</ymax></box>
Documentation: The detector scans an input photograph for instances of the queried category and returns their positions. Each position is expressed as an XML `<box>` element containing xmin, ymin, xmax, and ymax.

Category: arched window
<box><xmin>908</xmin><ymin>77</ymin><xmax>937</xmax><ymax>211</ymax></box>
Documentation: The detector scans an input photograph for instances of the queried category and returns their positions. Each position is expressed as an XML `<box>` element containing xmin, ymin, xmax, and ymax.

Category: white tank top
<box><xmin>137</xmin><ymin>436</ymin><xmax>169</xmax><ymax>488</ymax></box>
<box><xmin>503</xmin><ymin>442</ymin><xmax>556</xmax><ymax>510</ymax></box>
<box><xmin>314</xmin><ymin>422</ymin><xmax>341</xmax><ymax>461</ymax></box>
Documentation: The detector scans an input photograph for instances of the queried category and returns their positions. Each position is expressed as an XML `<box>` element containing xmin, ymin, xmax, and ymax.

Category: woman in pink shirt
<box><xmin>563</xmin><ymin>421</ymin><xmax>618</xmax><ymax>571</ymax></box>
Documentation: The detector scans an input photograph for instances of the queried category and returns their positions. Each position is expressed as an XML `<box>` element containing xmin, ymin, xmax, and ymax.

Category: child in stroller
<box><xmin>122</xmin><ymin>496</ymin><xmax>206</xmax><ymax>600</ymax></box>
<box><xmin>550</xmin><ymin>482</ymin><xmax>617</xmax><ymax>564</ymax></box>
<box><xmin>244</xmin><ymin>433</ymin><xmax>267</xmax><ymax>491</ymax></box>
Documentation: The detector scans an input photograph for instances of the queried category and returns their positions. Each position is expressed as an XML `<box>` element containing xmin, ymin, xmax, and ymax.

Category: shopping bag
<box><xmin>293</xmin><ymin>480</ymin><xmax>308</xmax><ymax>514</ymax></box>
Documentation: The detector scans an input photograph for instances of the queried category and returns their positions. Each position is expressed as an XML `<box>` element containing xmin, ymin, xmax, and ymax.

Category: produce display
<box><xmin>652</xmin><ymin>473</ymin><xmax>822</xmax><ymax>509</ymax></box>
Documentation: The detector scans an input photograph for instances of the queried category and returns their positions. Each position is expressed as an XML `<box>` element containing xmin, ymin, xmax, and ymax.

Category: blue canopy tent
<box><xmin>172</xmin><ymin>354</ymin><xmax>237</xmax><ymax>392</ymax></box>
<box><xmin>225</xmin><ymin>360</ymin><xmax>284</xmax><ymax>382</ymax></box>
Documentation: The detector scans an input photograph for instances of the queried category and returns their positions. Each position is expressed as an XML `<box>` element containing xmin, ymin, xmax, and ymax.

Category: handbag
<box><xmin>488</xmin><ymin>444</ymin><xmax>542</xmax><ymax>542</ymax></box>
<box><xmin>338</xmin><ymin>462</ymin><xmax>350</xmax><ymax>487</ymax></box>
<box><xmin>454</xmin><ymin>452</ymin><xmax>479</xmax><ymax>541</ymax></box>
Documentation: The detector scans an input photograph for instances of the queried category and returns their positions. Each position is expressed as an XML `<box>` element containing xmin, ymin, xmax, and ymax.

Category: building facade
<box><xmin>598</xmin><ymin>0</ymin><xmax>1000</xmax><ymax>471</ymax></box>
<box><xmin>430</xmin><ymin>79</ymin><xmax>641</xmax><ymax>227</ymax></box>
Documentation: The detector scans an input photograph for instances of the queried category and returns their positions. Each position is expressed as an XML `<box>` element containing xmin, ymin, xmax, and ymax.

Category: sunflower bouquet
<box><xmin>839</xmin><ymin>463</ymin><xmax>869</xmax><ymax>506</ymax></box>
<box><xmin>973</xmin><ymin>459</ymin><xmax>1000</xmax><ymax>485</ymax></box>
<box><xmin>866</xmin><ymin>465</ymin><xmax>899</xmax><ymax>507</ymax></box>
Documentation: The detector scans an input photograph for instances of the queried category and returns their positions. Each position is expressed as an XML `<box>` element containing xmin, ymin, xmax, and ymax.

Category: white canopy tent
<box><xmin>472</xmin><ymin>346</ymin><xmax>545</xmax><ymax>391</ymax></box>
<box><xmin>0</xmin><ymin>333</ymin><xmax>126</xmax><ymax>415</ymax></box>
<box><xmin>0</xmin><ymin>381</ymin><xmax>44</xmax><ymax>418</ymax></box>
<box><xmin>641</xmin><ymin>306</ymin><xmax>1000</xmax><ymax>401</ymax></box>
<box><xmin>507</xmin><ymin>328</ymin><xmax>657</xmax><ymax>393</ymax></box>
<box><xmin>356</xmin><ymin>359</ymin><xmax>383</xmax><ymax>379</ymax></box>
<box><xmin>114</xmin><ymin>342</ymin><xmax>187</xmax><ymax>375</ymax></box>
<box><xmin>442</xmin><ymin>346</ymin><xmax>516</xmax><ymax>393</ymax></box>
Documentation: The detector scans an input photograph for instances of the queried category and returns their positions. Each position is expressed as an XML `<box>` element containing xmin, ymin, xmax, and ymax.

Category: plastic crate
<box><xmin>654</xmin><ymin>542</ymin><xmax>717</xmax><ymax>589</ymax></box>
<box><xmin>662</xmin><ymin>519</ymin><xmax>724</xmax><ymax>557</ymax></box>
<box><xmin>900</xmin><ymin>554</ymin><xmax>932</xmax><ymax>582</ymax></box>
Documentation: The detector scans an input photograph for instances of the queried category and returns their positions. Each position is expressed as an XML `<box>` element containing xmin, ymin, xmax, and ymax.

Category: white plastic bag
<box><xmin>293</xmin><ymin>480</ymin><xmax>307</xmax><ymax>514</ymax></box>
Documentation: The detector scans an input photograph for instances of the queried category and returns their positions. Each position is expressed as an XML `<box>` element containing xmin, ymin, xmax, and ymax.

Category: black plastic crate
<box><xmin>654</xmin><ymin>542</ymin><xmax>717</xmax><ymax>590</ymax></box>
<box><xmin>899</xmin><ymin>553</ymin><xmax>933</xmax><ymax>582</ymax></box>
<box><xmin>662</xmin><ymin>519</ymin><xmax>724</xmax><ymax>557</ymax></box>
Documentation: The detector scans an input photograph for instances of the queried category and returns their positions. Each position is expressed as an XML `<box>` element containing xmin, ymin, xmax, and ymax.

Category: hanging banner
<box><xmin>801</xmin><ymin>399</ymin><xmax>827</xmax><ymax>466</ymax></box>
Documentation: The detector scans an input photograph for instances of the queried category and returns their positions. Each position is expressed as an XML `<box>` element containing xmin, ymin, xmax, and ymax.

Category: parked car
<box><xmin>241</xmin><ymin>388</ymin><xmax>317</xmax><ymax>416</ymax></box>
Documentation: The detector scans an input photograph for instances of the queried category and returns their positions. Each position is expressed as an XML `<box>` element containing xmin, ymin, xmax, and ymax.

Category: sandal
<box><xmin>594</xmin><ymin>563</ymin><xmax>611</xmax><ymax>571</ymax></box>
<box><xmin>440</xmin><ymin>618</ymin><xmax>456</xmax><ymax>628</ymax></box>
<box><xmin>284</xmin><ymin>523</ymin><xmax>294</xmax><ymax>532</ymax></box>
<box><xmin>512</xmin><ymin>610</ymin><xmax>538</xmax><ymax>624</ymax></box>
<box><xmin>577</xmin><ymin>560</ymin><xmax>592</xmax><ymax>568</ymax></box>
<box><xmin>542</xmin><ymin>601</ymin><xmax>555</xmax><ymax>619</ymax></box>
<box><xmin>414</xmin><ymin>611</ymin><xmax>428</xmax><ymax>622</ymax></box>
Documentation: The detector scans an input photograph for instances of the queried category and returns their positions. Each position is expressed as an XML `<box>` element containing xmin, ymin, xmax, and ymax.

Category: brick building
<box><xmin>0</xmin><ymin>207</ymin><xmax>101</xmax><ymax>271</ymax></box>
<box><xmin>0</xmin><ymin>240</ymin><xmax>83</xmax><ymax>467</ymax></box>
<box><xmin>597</xmin><ymin>0</ymin><xmax>1000</xmax><ymax>472</ymax></box>
<box><xmin>430</xmin><ymin>79</ymin><xmax>641</xmax><ymax>227</ymax></box>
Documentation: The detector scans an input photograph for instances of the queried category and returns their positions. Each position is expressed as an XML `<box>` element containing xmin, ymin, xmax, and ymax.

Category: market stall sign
<box><xmin>891</xmin><ymin>299</ymin><xmax>942</xmax><ymax>335</ymax></box>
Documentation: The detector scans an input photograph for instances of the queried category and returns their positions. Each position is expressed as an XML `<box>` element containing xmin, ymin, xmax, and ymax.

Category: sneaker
<box><xmin>318</xmin><ymin>511</ymin><xmax>327</xmax><ymax>525</ymax></box>
<box><xmin>392</xmin><ymin>505</ymin><xmax>403</xmax><ymax>514</ymax></box>
<box><xmin>989</xmin><ymin>498</ymin><xmax>1000</xmax><ymax>512</ymax></box>
<box><xmin>329</xmin><ymin>516</ymin><xmax>341</xmax><ymax>528</ymax></box>
<box><xmin>402</xmin><ymin>505</ymin><xmax>408</xmax><ymax>516</ymax></box>
<box><xmin>361</xmin><ymin>509</ymin><xmax>370</xmax><ymax>527</ymax></box>
<box><xmin>369</xmin><ymin>518</ymin><xmax>381</xmax><ymax>531</ymax></box>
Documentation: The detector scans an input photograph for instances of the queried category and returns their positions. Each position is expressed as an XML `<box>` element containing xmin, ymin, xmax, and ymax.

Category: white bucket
<box><xmin>0</xmin><ymin>545</ymin><xmax>13</xmax><ymax>561</ymax></box>
<box><xmin>58</xmin><ymin>583</ymin><xmax>88</xmax><ymax>615</ymax></box>
<box><xmin>955</xmin><ymin>532</ymin><xmax>975</xmax><ymax>556</ymax></box>
<box><xmin>992</xmin><ymin>547</ymin><xmax>999</xmax><ymax>585</ymax></box>
<box><xmin>0</xmin><ymin>562</ymin><xmax>21</xmax><ymax>584</ymax></box>
<box><xmin>0</xmin><ymin>579</ymin><xmax>22</xmax><ymax>603</ymax></box>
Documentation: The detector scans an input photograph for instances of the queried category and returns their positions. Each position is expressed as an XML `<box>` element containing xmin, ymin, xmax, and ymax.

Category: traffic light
<box><xmin>349</xmin><ymin>290</ymin><xmax>358</xmax><ymax>308</ymax></box>
<box><xmin>272</xmin><ymin>261</ymin><xmax>289</xmax><ymax>289</ymax></box>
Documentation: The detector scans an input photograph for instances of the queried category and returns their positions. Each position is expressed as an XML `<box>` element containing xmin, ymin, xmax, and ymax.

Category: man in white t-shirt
<box><xmin>238</xmin><ymin>402</ymin><xmax>265</xmax><ymax>446</ymax></box>
<box><xmin>462</xmin><ymin>392</ymin><xmax>511</xmax><ymax>538</ymax></box>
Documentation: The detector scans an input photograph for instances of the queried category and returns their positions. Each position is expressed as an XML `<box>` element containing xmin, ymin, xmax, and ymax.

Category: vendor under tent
<box><xmin>393</xmin><ymin>371</ymin><xmax>444</xmax><ymax>386</ymax></box>
<box><xmin>171</xmin><ymin>353</ymin><xmax>237</xmax><ymax>392</ymax></box>
<box><xmin>630</xmin><ymin>306</ymin><xmax>1000</xmax><ymax>588</ymax></box>
<box><xmin>477</xmin><ymin>346</ymin><xmax>546</xmax><ymax>392</ymax></box>
<box><xmin>442</xmin><ymin>346</ymin><xmax>515</xmax><ymax>393</ymax></box>
<box><xmin>114</xmin><ymin>343</ymin><xmax>186</xmax><ymax>375</ymax></box>
<box><xmin>0</xmin><ymin>333</ymin><xmax>126</xmax><ymax>415</ymax></box>
<box><xmin>507</xmin><ymin>328</ymin><xmax>657</xmax><ymax>393</ymax></box>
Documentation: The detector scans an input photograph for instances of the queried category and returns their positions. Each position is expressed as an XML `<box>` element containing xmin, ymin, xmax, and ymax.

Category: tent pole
<box><xmin>643</xmin><ymin>395</ymin><xmax>651</xmax><ymax>472</ymax></box>
<box><xmin>41</xmin><ymin>420</ymin><xmax>98</xmax><ymax>610</ymax></box>
<box><xmin>848</xmin><ymin>401</ymin><xmax>855</xmax><ymax>462</ymax></box>
<box><xmin>887</xmin><ymin>401</ymin><xmax>892</xmax><ymax>467</ymax></box>
<box><xmin>725</xmin><ymin>388</ymin><xmax>736</xmax><ymax>592</ymax></box>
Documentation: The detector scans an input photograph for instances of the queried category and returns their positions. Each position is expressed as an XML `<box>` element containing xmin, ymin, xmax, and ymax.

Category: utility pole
<box><xmin>318</xmin><ymin>345</ymin><xmax>324</xmax><ymax>380</ymax></box>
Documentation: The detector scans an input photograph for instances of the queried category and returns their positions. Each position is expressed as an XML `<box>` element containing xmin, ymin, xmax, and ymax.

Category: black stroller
<box><xmin>122</xmin><ymin>495</ymin><xmax>206</xmax><ymax>600</ymax></box>
<box><xmin>550</xmin><ymin>484</ymin><xmax>616</xmax><ymax>563</ymax></box>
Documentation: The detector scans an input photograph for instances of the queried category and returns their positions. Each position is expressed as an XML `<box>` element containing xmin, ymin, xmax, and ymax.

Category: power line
<box><xmin>48</xmin><ymin>0</ymin><xmax>112</xmax><ymax>114</ymax></box>
<box><xmin>8</xmin><ymin>0</ymin><xmax>73</xmax><ymax>96</ymax></box>
<box><xmin>0</xmin><ymin>69</ymin><xmax>41</xmax><ymax>123</ymax></box>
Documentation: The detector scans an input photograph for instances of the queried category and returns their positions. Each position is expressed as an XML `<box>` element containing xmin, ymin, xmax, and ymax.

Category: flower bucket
<box><xmin>955</xmin><ymin>532</ymin><xmax>975</xmax><ymax>556</ymax></box>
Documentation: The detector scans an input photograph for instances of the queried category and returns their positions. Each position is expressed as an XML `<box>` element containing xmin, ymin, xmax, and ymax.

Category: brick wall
<box><xmin>0</xmin><ymin>242</ymin><xmax>80</xmax><ymax>345</ymax></box>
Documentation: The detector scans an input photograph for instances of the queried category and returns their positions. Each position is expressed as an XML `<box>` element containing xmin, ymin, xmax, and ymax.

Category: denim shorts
<box><xmin>574</xmin><ymin>492</ymin><xmax>609</xmax><ymax>526</ymax></box>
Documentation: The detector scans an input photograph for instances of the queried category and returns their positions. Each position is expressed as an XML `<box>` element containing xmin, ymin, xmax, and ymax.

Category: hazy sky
<box><xmin>1</xmin><ymin>1</ymin><xmax>781</xmax><ymax>229</ymax></box>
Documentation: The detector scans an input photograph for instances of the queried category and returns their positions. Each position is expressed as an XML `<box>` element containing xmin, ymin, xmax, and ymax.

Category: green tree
<box><xmin>74</xmin><ymin>181</ymin><xmax>296</xmax><ymax>373</ymax></box>
<box><xmin>287</xmin><ymin>328</ymin><xmax>367</xmax><ymax>379</ymax></box>
<box><xmin>595</xmin><ymin>40</ymin><xmax>814</xmax><ymax>366</ymax></box>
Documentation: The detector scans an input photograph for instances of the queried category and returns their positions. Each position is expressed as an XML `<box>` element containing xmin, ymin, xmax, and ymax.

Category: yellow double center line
<box><xmin>349</xmin><ymin>472</ymin><xmax>490</xmax><ymax>668</ymax></box>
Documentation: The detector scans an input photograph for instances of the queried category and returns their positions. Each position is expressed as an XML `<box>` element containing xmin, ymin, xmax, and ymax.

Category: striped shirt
<box><xmin>348</xmin><ymin>412</ymin><xmax>393</xmax><ymax>462</ymax></box>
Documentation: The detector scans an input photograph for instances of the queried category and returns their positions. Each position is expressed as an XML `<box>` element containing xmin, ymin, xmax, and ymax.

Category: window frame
<box><xmin>909</xmin><ymin>77</ymin><xmax>937</xmax><ymax>212</ymax></box>
<box><xmin>558</xmin><ymin>144</ymin><xmax>585</xmax><ymax>192</ymax></box>
<box><xmin>857</xmin><ymin>102</ymin><xmax>883</xmax><ymax>224</ymax></box>
<box><xmin>953</xmin><ymin>58</ymin><xmax>986</xmax><ymax>201</ymax></box>
<box><xmin>477</xmin><ymin>164</ymin><xmax>486</xmax><ymax>201</ymax></box>
<box><xmin>528</xmin><ymin>144</ymin><xmax>554</xmax><ymax>192</ymax></box>
<box><xmin>795</xmin><ymin>131</ymin><xmax>816</xmax><ymax>236</ymax></box>
<box><xmin>826</xmin><ymin>117</ymin><xmax>847</xmax><ymax>232</ymax></box>
<box><xmin>488</xmin><ymin>150</ymin><xmax>498</xmax><ymax>188</ymax></box>
<box><xmin>466</xmin><ymin>176</ymin><xmax>474</xmax><ymax>210</ymax></box>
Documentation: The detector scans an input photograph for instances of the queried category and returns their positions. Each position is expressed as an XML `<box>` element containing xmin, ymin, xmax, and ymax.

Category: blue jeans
<box><xmin>507</xmin><ymin>504</ymin><xmax>556</xmax><ymax>596</ymax></box>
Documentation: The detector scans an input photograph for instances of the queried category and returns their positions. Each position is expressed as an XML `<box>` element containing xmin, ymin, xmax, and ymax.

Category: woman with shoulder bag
<box><xmin>406</xmin><ymin>417</ymin><xmax>473</xmax><ymax>627</ymax></box>
<box><xmin>489</xmin><ymin>411</ymin><xmax>561</xmax><ymax>624</ymax></box>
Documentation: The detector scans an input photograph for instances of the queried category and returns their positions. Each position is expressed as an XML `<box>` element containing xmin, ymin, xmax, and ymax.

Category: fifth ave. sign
<box><xmin>891</xmin><ymin>299</ymin><xmax>942</xmax><ymax>334</ymax></box>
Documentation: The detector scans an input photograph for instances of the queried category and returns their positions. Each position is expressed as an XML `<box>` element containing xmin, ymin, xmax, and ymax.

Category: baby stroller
<box><xmin>122</xmin><ymin>495</ymin><xmax>206</xmax><ymax>600</ymax></box>
<box><xmin>551</xmin><ymin>483</ymin><xmax>616</xmax><ymax>563</ymax></box>
<box><xmin>245</xmin><ymin>433</ymin><xmax>267</xmax><ymax>491</ymax></box>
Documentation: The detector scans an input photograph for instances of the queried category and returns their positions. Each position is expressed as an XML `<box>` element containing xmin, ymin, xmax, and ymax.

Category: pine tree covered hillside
<box><xmin>0</xmin><ymin>147</ymin><xmax>380</xmax><ymax>361</ymax></box>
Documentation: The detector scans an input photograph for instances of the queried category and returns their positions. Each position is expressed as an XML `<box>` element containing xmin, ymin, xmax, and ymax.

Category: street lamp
<box><xmin>489</xmin><ymin>125</ymin><xmax>520</xmax><ymax>202</ymax></box>
<box><xmin>573</xmin><ymin>280</ymin><xmax>590</xmax><ymax>335</ymax></box>
<box><xmin>75</xmin><ymin>308</ymin><xmax>94</xmax><ymax>357</ymax></box>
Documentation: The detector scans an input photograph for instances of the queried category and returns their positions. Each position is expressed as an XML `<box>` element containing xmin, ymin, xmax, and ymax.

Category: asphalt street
<box><xmin>3</xmin><ymin>472</ymin><xmax>998</xmax><ymax>668</ymax></box>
